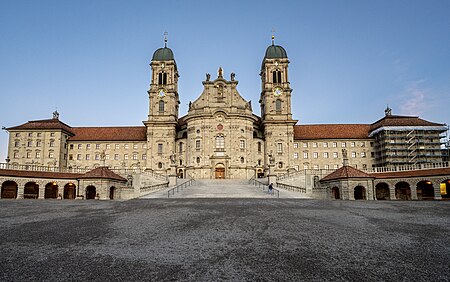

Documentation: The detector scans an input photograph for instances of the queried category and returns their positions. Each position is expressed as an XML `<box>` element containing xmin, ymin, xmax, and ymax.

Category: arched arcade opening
<box><xmin>354</xmin><ymin>186</ymin><xmax>366</xmax><ymax>200</ymax></box>
<box><xmin>395</xmin><ymin>182</ymin><xmax>411</xmax><ymax>200</ymax></box>
<box><xmin>416</xmin><ymin>181</ymin><xmax>434</xmax><ymax>200</ymax></box>
<box><xmin>1</xmin><ymin>181</ymin><xmax>18</xmax><ymax>199</ymax></box>
<box><xmin>86</xmin><ymin>185</ymin><xmax>96</xmax><ymax>200</ymax></box>
<box><xmin>24</xmin><ymin>182</ymin><xmax>39</xmax><ymax>199</ymax></box>
<box><xmin>331</xmin><ymin>187</ymin><xmax>340</xmax><ymax>199</ymax></box>
<box><xmin>375</xmin><ymin>183</ymin><xmax>390</xmax><ymax>200</ymax></box>
<box><xmin>64</xmin><ymin>183</ymin><xmax>76</xmax><ymax>199</ymax></box>
<box><xmin>44</xmin><ymin>183</ymin><xmax>58</xmax><ymax>199</ymax></box>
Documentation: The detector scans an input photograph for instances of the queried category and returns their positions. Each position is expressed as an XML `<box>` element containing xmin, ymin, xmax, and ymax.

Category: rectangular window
<box><xmin>133</xmin><ymin>144</ymin><xmax>138</xmax><ymax>149</ymax></box>
<box><xmin>303</xmin><ymin>164</ymin><xmax>309</xmax><ymax>170</ymax></box>
<box><xmin>36</xmin><ymin>152</ymin><xmax>41</xmax><ymax>158</ymax></box>
<box><xmin>142</xmin><ymin>154</ymin><xmax>147</xmax><ymax>160</ymax></box>
<box><xmin>313</xmin><ymin>152</ymin><xmax>318</xmax><ymax>159</ymax></box>
<box><xmin>240</xmin><ymin>140</ymin><xmax>245</xmax><ymax>149</ymax></box>
<box><xmin>15</xmin><ymin>133</ymin><xmax>20</xmax><ymax>137</ymax></box>
<box><xmin>371</xmin><ymin>152</ymin><xmax>375</xmax><ymax>158</ymax></box>
<box><xmin>27</xmin><ymin>141</ymin><xmax>32</xmax><ymax>147</ymax></box>
<box><xmin>195</xmin><ymin>140</ymin><xmax>200</xmax><ymax>149</ymax></box>
<box><xmin>361</xmin><ymin>152</ymin><xmax>366</xmax><ymax>158</ymax></box>
<box><xmin>14</xmin><ymin>141</ymin><xmax>19</xmax><ymax>147</ymax></box>
<box><xmin>143</xmin><ymin>144</ymin><xmax>147</xmax><ymax>149</ymax></box>
<box><xmin>293</xmin><ymin>152</ymin><xmax>298</xmax><ymax>159</ymax></box>
<box><xmin>96</xmin><ymin>144</ymin><xmax>100</xmax><ymax>150</ymax></box>
<box><xmin>323</xmin><ymin>142</ymin><xmax>328</xmax><ymax>148</ymax></box>
<box><xmin>50</xmin><ymin>133</ymin><xmax>55</xmax><ymax>137</ymax></box>
<box><xmin>78</xmin><ymin>144</ymin><xmax>82</xmax><ymax>149</ymax></box>
<box><xmin>334</xmin><ymin>164</ymin><xmax>339</xmax><ymax>169</ymax></box>
<box><xmin>86</xmin><ymin>154</ymin><xmax>90</xmax><ymax>160</ymax></box>
<box><xmin>133</xmin><ymin>154</ymin><xmax>138</xmax><ymax>160</ymax></box>
<box><xmin>49</xmin><ymin>152</ymin><xmax>54</xmax><ymax>158</ymax></box>
<box><xmin>332</xmin><ymin>142</ymin><xmax>337</xmax><ymax>148</ymax></box>
<box><xmin>294</xmin><ymin>165</ymin><xmax>299</xmax><ymax>171</ymax></box>
<box><xmin>363</xmin><ymin>164</ymin><xmax>367</xmax><ymax>169</ymax></box>
<box><xmin>26</xmin><ymin>152</ymin><xmax>31</xmax><ymax>158</ymax></box>
<box><xmin>333</xmin><ymin>152</ymin><xmax>338</xmax><ymax>158</ymax></box>
<box><xmin>360</xmin><ymin>142</ymin><xmax>365</xmax><ymax>147</ymax></box>
<box><xmin>95</xmin><ymin>154</ymin><xmax>100</xmax><ymax>160</ymax></box>
<box><xmin>124</xmin><ymin>144</ymin><xmax>129</xmax><ymax>149</ymax></box>
<box><xmin>115</xmin><ymin>144</ymin><xmax>120</xmax><ymax>149</ymax></box>
<box><xmin>313</xmin><ymin>165</ymin><xmax>319</xmax><ymax>169</ymax></box>
<box><xmin>277</xmin><ymin>143</ymin><xmax>283</xmax><ymax>153</ymax></box>
<box><xmin>351</xmin><ymin>152</ymin><xmax>356</xmax><ymax>158</ymax></box>
<box><xmin>302</xmin><ymin>142</ymin><xmax>308</xmax><ymax>148</ymax></box>
<box><xmin>323</xmin><ymin>152</ymin><xmax>329</xmax><ymax>158</ymax></box>
<box><xmin>114</xmin><ymin>154</ymin><xmax>119</xmax><ymax>160</ymax></box>
<box><xmin>49</xmin><ymin>141</ymin><xmax>54</xmax><ymax>147</ymax></box>
<box><xmin>342</xmin><ymin>142</ymin><xmax>346</xmax><ymax>148</ymax></box>
<box><xmin>68</xmin><ymin>154</ymin><xmax>73</xmax><ymax>160</ymax></box>
<box><xmin>106</xmin><ymin>144</ymin><xmax>111</xmax><ymax>149</ymax></box>
<box><xmin>303</xmin><ymin>152</ymin><xmax>308</xmax><ymax>159</ymax></box>
<box><xmin>37</xmin><ymin>133</ymin><xmax>41</xmax><ymax>137</ymax></box>
<box><xmin>36</xmin><ymin>140</ymin><xmax>41</xmax><ymax>147</ymax></box>
<box><xmin>124</xmin><ymin>154</ymin><xmax>129</xmax><ymax>160</ymax></box>
<box><xmin>105</xmin><ymin>154</ymin><xmax>110</xmax><ymax>160</ymax></box>
<box><xmin>324</xmin><ymin>165</ymin><xmax>329</xmax><ymax>169</ymax></box>
<box><xmin>77</xmin><ymin>154</ymin><xmax>81</xmax><ymax>160</ymax></box>
<box><xmin>313</xmin><ymin>142</ymin><xmax>318</xmax><ymax>148</ymax></box>
<box><xmin>158</xmin><ymin>143</ymin><xmax>163</xmax><ymax>153</ymax></box>
<box><xmin>86</xmin><ymin>144</ymin><xmax>91</xmax><ymax>149</ymax></box>
<box><xmin>28</xmin><ymin>132</ymin><xmax>32</xmax><ymax>137</ymax></box>
<box><xmin>294</xmin><ymin>143</ymin><xmax>298</xmax><ymax>148</ymax></box>
<box><xmin>70</xmin><ymin>144</ymin><xmax>74</xmax><ymax>149</ymax></box>
<box><xmin>351</xmin><ymin>142</ymin><xmax>355</xmax><ymax>147</ymax></box>
<box><xmin>13</xmin><ymin>152</ymin><xmax>19</xmax><ymax>158</ymax></box>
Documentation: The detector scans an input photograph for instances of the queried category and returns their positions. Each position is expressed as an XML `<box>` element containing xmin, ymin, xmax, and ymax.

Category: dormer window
<box><xmin>158</xmin><ymin>72</ymin><xmax>167</xmax><ymax>85</ymax></box>
<box><xmin>272</xmin><ymin>70</ymin><xmax>282</xmax><ymax>83</ymax></box>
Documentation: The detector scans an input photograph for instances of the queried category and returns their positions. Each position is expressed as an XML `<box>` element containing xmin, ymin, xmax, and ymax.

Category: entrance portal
<box><xmin>86</xmin><ymin>186</ymin><xmax>96</xmax><ymax>199</ymax></box>
<box><xmin>215</xmin><ymin>163</ymin><xmax>225</xmax><ymax>179</ymax></box>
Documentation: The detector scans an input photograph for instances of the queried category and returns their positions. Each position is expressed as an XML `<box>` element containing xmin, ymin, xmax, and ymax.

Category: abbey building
<box><xmin>5</xmin><ymin>39</ymin><xmax>449</xmax><ymax>179</ymax></box>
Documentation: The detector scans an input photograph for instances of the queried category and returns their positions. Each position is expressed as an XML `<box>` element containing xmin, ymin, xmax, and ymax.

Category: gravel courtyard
<box><xmin>0</xmin><ymin>199</ymin><xmax>448</xmax><ymax>281</ymax></box>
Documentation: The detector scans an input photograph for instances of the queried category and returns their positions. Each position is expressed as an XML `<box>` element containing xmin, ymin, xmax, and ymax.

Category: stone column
<box><xmin>389</xmin><ymin>185</ymin><xmax>397</xmax><ymax>200</ymax></box>
<box><xmin>433</xmin><ymin>180</ymin><xmax>442</xmax><ymax>200</ymax></box>
<box><xmin>58</xmin><ymin>185</ymin><xmax>64</xmax><ymax>200</ymax></box>
<box><xmin>168</xmin><ymin>164</ymin><xmax>177</xmax><ymax>187</ymax></box>
<box><xmin>38</xmin><ymin>184</ymin><xmax>45</xmax><ymax>199</ymax></box>
<box><xmin>410</xmin><ymin>181</ymin><xmax>418</xmax><ymax>200</ymax></box>
<box><xmin>16</xmin><ymin>182</ymin><xmax>24</xmax><ymax>199</ymax></box>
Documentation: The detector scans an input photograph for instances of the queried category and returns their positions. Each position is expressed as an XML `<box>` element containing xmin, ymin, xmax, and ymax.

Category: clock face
<box><xmin>273</xmin><ymin>87</ymin><xmax>283</xmax><ymax>97</ymax></box>
<box><xmin>158</xmin><ymin>89</ymin><xmax>166</xmax><ymax>97</ymax></box>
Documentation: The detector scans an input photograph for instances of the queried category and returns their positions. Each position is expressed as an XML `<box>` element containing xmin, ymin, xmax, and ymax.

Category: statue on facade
<box><xmin>268</xmin><ymin>152</ymin><xmax>275</xmax><ymax>164</ymax></box>
<box><xmin>230</xmin><ymin>72</ymin><xmax>235</xmax><ymax>81</ymax></box>
<box><xmin>342</xmin><ymin>148</ymin><xmax>348</xmax><ymax>159</ymax></box>
<box><xmin>206</xmin><ymin>73</ymin><xmax>210</xmax><ymax>81</ymax></box>
<box><xmin>127</xmin><ymin>175</ymin><xmax>133</xmax><ymax>187</ymax></box>
<box><xmin>170</xmin><ymin>153</ymin><xmax>176</xmax><ymax>165</ymax></box>
<box><xmin>218</xmin><ymin>67</ymin><xmax>223</xmax><ymax>78</ymax></box>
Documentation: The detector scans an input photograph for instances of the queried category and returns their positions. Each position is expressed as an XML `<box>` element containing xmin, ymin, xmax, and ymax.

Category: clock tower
<box><xmin>260</xmin><ymin>36</ymin><xmax>297</xmax><ymax>173</ymax></box>
<box><xmin>144</xmin><ymin>36</ymin><xmax>180</xmax><ymax>172</ymax></box>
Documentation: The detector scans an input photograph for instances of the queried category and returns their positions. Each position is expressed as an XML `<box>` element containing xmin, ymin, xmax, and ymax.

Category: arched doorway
<box><xmin>331</xmin><ymin>187</ymin><xmax>340</xmax><ymax>199</ymax></box>
<box><xmin>24</xmin><ymin>182</ymin><xmax>39</xmax><ymax>199</ymax></box>
<box><xmin>178</xmin><ymin>169</ymin><xmax>184</xmax><ymax>179</ymax></box>
<box><xmin>64</xmin><ymin>183</ymin><xmax>76</xmax><ymax>199</ymax></box>
<box><xmin>86</xmin><ymin>185</ymin><xmax>96</xmax><ymax>200</ymax></box>
<box><xmin>395</xmin><ymin>182</ymin><xmax>411</xmax><ymax>200</ymax></box>
<box><xmin>375</xmin><ymin>183</ymin><xmax>390</xmax><ymax>200</ymax></box>
<box><xmin>215</xmin><ymin>163</ymin><xmax>225</xmax><ymax>179</ymax></box>
<box><xmin>1</xmin><ymin>181</ymin><xmax>18</xmax><ymax>199</ymax></box>
<box><xmin>441</xmin><ymin>179</ymin><xmax>450</xmax><ymax>199</ymax></box>
<box><xmin>416</xmin><ymin>181</ymin><xmax>434</xmax><ymax>200</ymax></box>
<box><xmin>257</xmin><ymin>169</ymin><xmax>264</xmax><ymax>178</ymax></box>
<box><xmin>109</xmin><ymin>186</ymin><xmax>115</xmax><ymax>200</ymax></box>
<box><xmin>44</xmin><ymin>183</ymin><xmax>58</xmax><ymax>199</ymax></box>
<box><xmin>354</xmin><ymin>186</ymin><xmax>366</xmax><ymax>200</ymax></box>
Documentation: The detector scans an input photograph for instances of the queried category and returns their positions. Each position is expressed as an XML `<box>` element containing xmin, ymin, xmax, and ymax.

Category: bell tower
<box><xmin>260</xmin><ymin>35</ymin><xmax>297</xmax><ymax>173</ymax></box>
<box><xmin>144</xmin><ymin>34</ymin><xmax>180</xmax><ymax>172</ymax></box>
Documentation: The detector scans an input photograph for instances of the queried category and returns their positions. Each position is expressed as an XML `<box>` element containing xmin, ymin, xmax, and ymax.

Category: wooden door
<box><xmin>215</xmin><ymin>168</ymin><xmax>225</xmax><ymax>179</ymax></box>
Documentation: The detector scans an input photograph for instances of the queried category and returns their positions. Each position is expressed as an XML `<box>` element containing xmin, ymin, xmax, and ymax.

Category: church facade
<box><xmin>5</xmin><ymin>39</ymin><xmax>449</xmax><ymax>179</ymax></box>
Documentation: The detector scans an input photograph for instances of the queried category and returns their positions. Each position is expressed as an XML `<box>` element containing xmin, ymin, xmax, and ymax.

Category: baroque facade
<box><xmin>5</xmin><ymin>38</ymin><xmax>449</xmax><ymax>180</ymax></box>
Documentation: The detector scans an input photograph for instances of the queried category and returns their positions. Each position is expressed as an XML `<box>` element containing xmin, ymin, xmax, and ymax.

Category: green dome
<box><xmin>152</xmin><ymin>47</ymin><xmax>174</xmax><ymax>61</ymax></box>
<box><xmin>264</xmin><ymin>44</ymin><xmax>288</xmax><ymax>59</ymax></box>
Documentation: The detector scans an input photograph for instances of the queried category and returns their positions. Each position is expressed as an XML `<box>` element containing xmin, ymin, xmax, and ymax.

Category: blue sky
<box><xmin>1</xmin><ymin>0</ymin><xmax>449</xmax><ymax>161</ymax></box>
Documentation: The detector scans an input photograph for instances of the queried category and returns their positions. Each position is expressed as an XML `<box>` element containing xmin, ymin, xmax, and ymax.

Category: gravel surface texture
<box><xmin>0</xmin><ymin>199</ymin><xmax>449</xmax><ymax>281</ymax></box>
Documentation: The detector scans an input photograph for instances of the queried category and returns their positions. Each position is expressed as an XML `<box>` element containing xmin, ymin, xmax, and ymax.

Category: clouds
<box><xmin>399</xmin><ymin>80</ymin><xmax>433</xmax><ymax>116</ymax></box>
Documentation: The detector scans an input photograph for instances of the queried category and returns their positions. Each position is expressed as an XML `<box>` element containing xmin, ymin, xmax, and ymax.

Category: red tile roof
<box><xmin>7</xmin><ymin>118</ymin><xmax>74</xmax><ymax>135</ymax></box>
<box><xmin>70</xmin><ymin>127</ymin><xmax>146</xmax><ymax>141</ymax></box>
<box><xmin>78</xmin><ymin>167</ymin><xmax>126</xmax><ymax>181</ymax></box>
<box><xmin>370</xmin><ymin>115</ymin><xmax>444</xmax><ymax>132</ymax></box>
<box><xmin>0</xmin><ymin>169</ymin><xmax>83</xmax><ymax>179</ymax></box>
<box><xmin>320</xmin><ymin>166</ymin><xmax>373</xmax><ymax>182</ymax></box>
<box><xmin>370</xmin><ymin>167</ymin><xmax>450</xmax><ymax>179</ymax></box>
<box><xmin>294</xmin><ymin>124</ymin><xmax>370</xmax><ymax>140</ymax></box>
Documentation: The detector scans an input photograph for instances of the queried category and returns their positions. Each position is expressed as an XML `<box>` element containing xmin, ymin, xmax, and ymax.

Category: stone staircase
<box><xmin>140</xmin><ymin>179</ymin><xmax>311</xmax><ymax>199</ymax></box>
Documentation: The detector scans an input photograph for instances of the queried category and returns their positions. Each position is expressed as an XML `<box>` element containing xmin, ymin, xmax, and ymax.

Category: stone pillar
<box><xmin>169</xmin><ymin>164</ymin><xmax>177</xmax><ymax>187</ymax></box>
<box><xmin>58</xmin><ymin>185</ymin><xmax>64</xmax><ymax>200</ymax></box>
<box><xmin>389</xmin><ymin>185</ymin><xmax>397</xmax><ymax>201</ymax></box>
<box><xmin>38</xmin><ymin>185</ymin><xmax>45</xmax><ymax>199</ymax></box>
<box><xmin>410</xmin><ymin>182</ymin><xmax>418</xmax><ymax>200</ymax></box>
<box><xmin>433</xmin><ymin>180</ymin><xmax>442</xmax><ymax>200</ymax></box>
<box><xmin>17</xmin><ymin>183</ymin><xmax>24</xmax><ymax>199</ymax></box>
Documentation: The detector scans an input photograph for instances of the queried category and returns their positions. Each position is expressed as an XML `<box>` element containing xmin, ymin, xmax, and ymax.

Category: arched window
<box><xmin>216</xmin><ymin>135</ymin><xmax>225</xmax><ymax>149</ymax></box>
<box><xmin>158</xmin><ymin>72</ymin><xmax>167</xmax><ymax>85</ymax></box>
<box><xmin>196</xmin><ymin>157</ymin><xmax>201</xmax><ymax>164</ymax></box>
<box><xmin>159</xmin><ymin>100</ymin><xmax>165</xmax><ymax>113</ymax></box>
<box><xmin>158</xmin><ymin>162</ymin><xmax>163</xmax><ymax>169</ymax></box>
<box><xmin>257</xmin><ymin>142</ymin><xmax>262</xmax><ymax>152</ymax></box>
<box><xmin>276</xmin><ymin>99</ymin><xmax>282</xmax><ymax>112</ymax></box>
<box><xmin>272</xmin><ymin>70</ymin><xmax>282</xmax><ymax>83</ymax></box>
<box><xmin>179</xmin><ymin>142</ymin><xmax>183</xmax><ymax>153</ymax></box>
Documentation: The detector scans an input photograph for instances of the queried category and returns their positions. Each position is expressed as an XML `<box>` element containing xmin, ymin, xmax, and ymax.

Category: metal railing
<box><xmin>249</xmin><ymin>178</ymin><xmax>280</xmax><ymax>198</ymax></box>
<box><xmin>140</xmin><ymin>182</ymin><xmax>169</xmax><ymax>195</ymax></box>
<box><xmin>167</xmin><ymin>179</ymin><xmax>195</xmax><ymax>198</ymax></box>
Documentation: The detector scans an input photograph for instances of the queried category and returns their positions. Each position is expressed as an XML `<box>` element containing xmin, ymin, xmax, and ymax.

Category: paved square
<box><xmin>0</xmin><ymin>199</ymin><xmax>448</xmax><ymax>281</ymax></box>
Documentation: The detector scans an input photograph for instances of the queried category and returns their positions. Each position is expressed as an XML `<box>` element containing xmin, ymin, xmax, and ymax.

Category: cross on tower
<box><xmin>164</xmin><ymin>31</ymin><xmax>168</xmax><ymax>47</ymax></box>
<box><xmin>271</xmin><ymin>28</ymin><xmax>276</xmax><ymax>45</ymax></box>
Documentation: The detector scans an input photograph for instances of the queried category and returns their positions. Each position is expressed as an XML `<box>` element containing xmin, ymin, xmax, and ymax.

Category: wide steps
<box><xmin>141</xmin><ymin>179</ymin><xmax>311</xmax><ymax>199</ymax></box>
